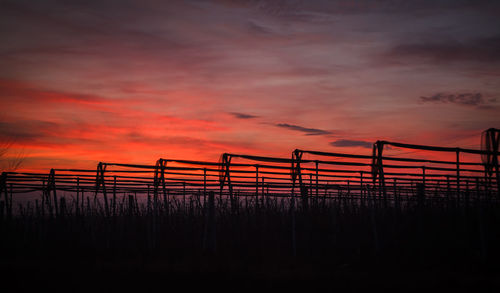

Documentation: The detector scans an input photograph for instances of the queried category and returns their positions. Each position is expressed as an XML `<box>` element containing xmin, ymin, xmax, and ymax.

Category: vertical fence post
<box><xmin>378</xmin><ymin>142</ymin><xmax>387</xmax><ymax>199</ymax></box>
<box><xmin>292</xmin><ymin>149</ymin><xmax>305</xmax><ymax>203</ymax></box>
<box><xmin>456</xmin><ymin>149</ymin><xmax>461</xmax><ymax>203</ymax></box>
<box><xmin>219</xmin><ymin>154</ymin><xmax>233</xmax><ymax>204</ymax></box>
<box><xmin>315</xmin><ymin>161</ymin><xmax>319</xmax><ymax>198</ymax></box>
<box><xmin>96</xmin><ymin>163</ymin><xmax>109</xmax><ymax>217</ymax></box>
<box><xmin>163</xmin><ymin>162</ymin><xmax>169</xmax><ymax>215</ymax></box>
<box><xmin>153</xmin><ymin>159</ymin><xmax>160</xmax><ymax>206</ymax></box>
<box><xmin>227</xmin><ymin>157</ymin><xmax>233</xmax><ymax>204</ymax></box>
<box><xmin>203</xmin><ymin>167</ymin><xmax>207</xmax><ymax>205</ymax></box>
<box><xmin>155</xmin><ymin>159</ymin><xmax>168</xmax><ymax>216</ymax></box>
<box><xmin>372</xmin><ymin>141</ymin><xmax>387</xmax><ymax>199</ymax></box>
<box><xmin>76</xmin><ymin>177</ymin><xmax>80</xmax><ymax>216</ymax></box>
<box><xmin>113</xmin><ymin>175</ymin><xmax>117</xmax><ymax>217</ymax></box>
<box><xmin>49</xmin><ymin>169</ymin><xmax>58</xmax><ymax>218</ymax></box>
<box><xmin>41</xmin><ymin>178</ymin><xmax>46</xmax><ymax>216</ymax></box>
<box><xmin>262</xmin><ymin>177</ymin><xmax>265</xmax><ymax>207</ymax></box>
<box><xmin>255</xmin><ymin>166</ymin><xmax>259</xmax><ymax>210</ymax></box>
<box><xmin>309</xmin><ymin>174</ymin><xmax>313</xmax><ymax>202</ymax></box>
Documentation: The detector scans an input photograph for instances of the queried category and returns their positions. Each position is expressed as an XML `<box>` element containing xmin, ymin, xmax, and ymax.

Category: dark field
<box><xmin>2</xmin><ymin>191</ymin><xmax>500</xmax><ymax>292</ymax></box>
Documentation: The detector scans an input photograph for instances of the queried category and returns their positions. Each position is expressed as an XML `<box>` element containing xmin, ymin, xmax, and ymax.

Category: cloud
<box><xmin>230</xmin><ymin>112</ymin><xmax>259</xmax><ymax>119</ymax></box>
<box><xmin>0</xmin><ymin>120</ymin><xmax>61</xmax><ymax>142</ymax></box>
<box><xmin>275</xmin><ymin>123</ymin><xmax>331</xmax><ymax>136</ymax></box>
<box><xmin>0</xmin><ymin>79</ymin><xmax>112</xmax><ymax>107</ymax></box>
<box><xmin>330</xmin><ymin>139</ymin><xmax>372</xmax><ymax>148</ymax></box>
<box><xmin>388</xmin><ymin>35</ymin><xmax>500</xmax><ymax>64</ymax></box>
<box><xmin>232</xmin><ymin>0</ymin><xmax>500</xmax><ymax>21</ymax></box>
<box><xmin>419</xmin><ymin>92</ymin><xmax>496</xmax><ymax>107</ymax></box>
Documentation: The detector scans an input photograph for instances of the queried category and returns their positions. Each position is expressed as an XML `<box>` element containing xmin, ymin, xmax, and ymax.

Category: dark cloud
<box><xmin>388</xmin><ymin>35</ymin><xmax>500</xmax><ymax>64</ymax></box>
<box><xmin>330</xmin><ymin>139</ymin><xmax>372</xmax><ymax>148</ymax></box>
<box><xmin>276</xmin><ymin>123</ymin><xmax>331</xmax><ymax>135</ymax></box>
<box><xmin>230</xmin><ymin>112</ymin><xmax>259</xmax><ymax>119</ymax></box>
<box><xmin>0</xmin><ymin>120</ymin><xmax>60</xmax><ymax>142</ymax></box>
<box><xmin>0</xmin><ymin>79</ymin><xmax>111</xmax><ymax>105</ymax></box>
<box><xmin>419</xmin><ymin>92</ymin><xmax>496</xmax><ymax>107</ymax></box>
<box><xmin>239</xmin><ymin>0</ymin><xmax>500</xmax><ymax>19</ymax></box>
<box><xmin>124</xmin><ymin>131</ymin><xmax>260</xmax><ymax>152</ymax></box>
<box><xmin>0</xmin><ymin>119</ymin><xmax>103</xmax><ymax>146</ymax></box>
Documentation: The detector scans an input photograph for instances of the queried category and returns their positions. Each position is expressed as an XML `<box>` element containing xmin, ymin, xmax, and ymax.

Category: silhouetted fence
<box><xmin>1</xmin><ymin>129</ymin><xmax>499</xmax><ymax>217</ymax></box>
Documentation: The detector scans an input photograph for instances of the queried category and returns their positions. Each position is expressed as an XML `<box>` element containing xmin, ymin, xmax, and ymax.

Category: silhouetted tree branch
<box><xmin>0</xmin><ymin>138</ymin><xmax>26</xmax><ymax>172</ymax></box>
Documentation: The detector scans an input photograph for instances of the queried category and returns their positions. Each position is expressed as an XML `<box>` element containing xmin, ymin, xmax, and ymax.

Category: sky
<box><xmin>1</xmin><ymin>0</ymin><xmax>499</xmax><ymax>172</ymax></box>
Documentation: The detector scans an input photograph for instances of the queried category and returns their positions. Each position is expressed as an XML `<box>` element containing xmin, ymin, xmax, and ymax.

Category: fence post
<box><xmin>154</xmin><ymin>158</ymin><xmax>169</xmax><ymax>215</ymax></box>
<box><xmin>183</xmin><ymin>181</ymin><xmax>186</xmax><ymax>211</ymax></box>
<box><xmin>203</xmin><ymin>167</ymin><xmax>207</xmax><ymax>205</ymax></box>
<box><xmin>261</xmin><ymin>177</ymin><xmax>265</xmax><ymax>208</ymax></box>
<box><xmin>456</xmin><ymin>149</ymin><xmax>461</xmax><ymax>203</ymax></box>
<box><xmin>219</xmin><ymin>153</ymin><xmax>233</xmax><ymax>204</ymax></box>
<box><xmin>113</xmin><ymin>175</ymin><xmax>117</xmax><ymax>217</ymax></box>
<box><xmin>372</xmin><ymin>141</ymin><xmax>387</xmax><ymax>199</ymax></box>
<box><xmin>76</xmin><ymin>177</ymin><xmax>80</xmax><ymax>216</ymax></box>
<box><xmin>96</xmin><ymin>163</ymin><xmax>109</xmax><ymax>217</ymax></box>
<box><xmin>315</xmin><ymin>161</ymin><xmax>319</xmax><ymax>198</ymax></box>
<box><xmin>292</xmin><ymin>149</ymin><xmax>304</xmax><ymax>203</ymax></box>
<box><xmin>255</xmin><ymin>166</ymin><xmax>259</xmax><ymax>211</ymax></box>
<box><xmin>49</xmin><ymin>169</ymin><xmax>58</xmax><ymax>218</ymax></box>
<box><xmin>162</xmin><ymin>160</ymin><xmax>169</xmax><ymax>215</ymax></box>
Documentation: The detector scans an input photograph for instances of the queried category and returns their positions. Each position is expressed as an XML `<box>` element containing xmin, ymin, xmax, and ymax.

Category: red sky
<box><xmin>1</xmin><ymin>0</ymin><xmax>499</xmax><ymax>172</ymax></box>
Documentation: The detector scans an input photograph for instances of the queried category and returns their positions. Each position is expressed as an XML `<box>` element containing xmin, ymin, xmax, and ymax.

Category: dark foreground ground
<box><xmin>2</xmin><ymin>197</ymin><xmax>500</xmax><ymax>292</ymax></box>
<box><xmin>2</xmin><ymin>259</ymin><xmax>500</xmax><ymax>293</ymax></box>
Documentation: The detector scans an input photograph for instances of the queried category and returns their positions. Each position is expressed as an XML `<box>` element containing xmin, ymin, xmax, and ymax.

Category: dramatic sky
<box><xmin>1</xmin><ymin>0</ymin><xmax>499</xmax><ymax>171</ymax></box>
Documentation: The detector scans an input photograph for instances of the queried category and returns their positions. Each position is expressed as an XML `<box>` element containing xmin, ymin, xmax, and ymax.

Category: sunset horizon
<box><xmin>2</xmin><ymin>0</ymin><xmax>499</xmax><ymax>173</ymax></box>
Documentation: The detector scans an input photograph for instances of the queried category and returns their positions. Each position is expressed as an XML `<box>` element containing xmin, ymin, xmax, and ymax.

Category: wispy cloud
<box><xmin>229</xmin><ymin>112</ymin><xmax>259</xmax><ymax>119</ymax></box>
<box><xmin>388</xmin><ymin>35</ymin><xmax>500</xmax><ymax>64</ymax></box>
<box><xmin>330</xmin><ymin>139</ymin><xmax>372</xmax><ymax>148</ymax></box>
<box><xmin>276</xmin><ymin>123</ymin><xmax>331</xmax><ymax>136</ymax></box>
<box><xmin>0</xmin><ymin>120</ymin><xmax>59</xmax><ymax>142</ymax></box>
<box><xmin>419</xmin><ymin>92</ymin><xmax>496</xmax><ymax>107</ymax></box>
